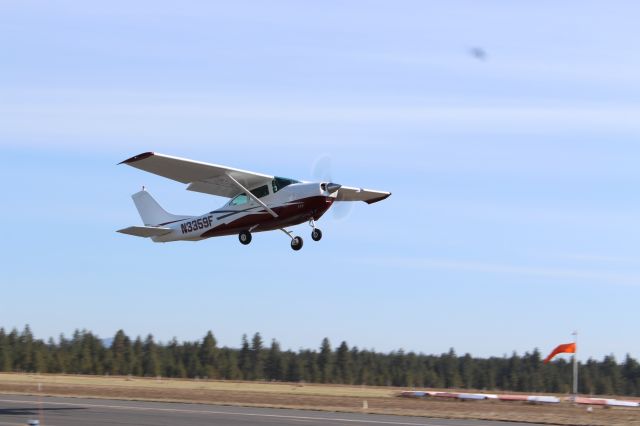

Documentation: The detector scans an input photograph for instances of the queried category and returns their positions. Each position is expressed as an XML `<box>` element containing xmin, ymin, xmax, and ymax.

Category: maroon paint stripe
<box><xmin>201</xmin><ymin>195</ymin><xmax>334</xmax><ymax>238</ymax></box>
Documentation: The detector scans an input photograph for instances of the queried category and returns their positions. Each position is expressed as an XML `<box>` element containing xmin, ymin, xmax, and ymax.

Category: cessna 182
<box><xmin>117</xmin><ymin>152</ymin><xmax>391</xmax><ymax>250</ymax></box>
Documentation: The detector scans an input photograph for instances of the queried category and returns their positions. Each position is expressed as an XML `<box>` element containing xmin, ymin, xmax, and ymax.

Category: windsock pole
<box><xmin>572</xmin><ymin>331</ymin><xmax>578</xmax><ymax>399</ymax></box>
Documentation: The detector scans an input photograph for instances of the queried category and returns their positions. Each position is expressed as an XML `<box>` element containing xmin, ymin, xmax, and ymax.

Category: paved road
<box><xmin>0</xmin><ymin>394</ymin><xmax>547</xmax><ymax>426</ymax></box>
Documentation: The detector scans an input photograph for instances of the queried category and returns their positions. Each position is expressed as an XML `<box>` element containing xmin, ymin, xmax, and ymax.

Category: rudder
<box><xmin>132</xmin><ymin>190</ymin><xmax>189</xmax><ymax>226</ymax></box>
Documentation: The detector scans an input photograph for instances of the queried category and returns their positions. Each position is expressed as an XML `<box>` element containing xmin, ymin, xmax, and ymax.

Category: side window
<box><xmin>230</xmin><ymin>193</ymin><xmax>248</xmax><ymax>206</ymax></box>
<box><xmin>250</xmin><ymin>185</ymin><xmax>269</xmax><ymax>198</ymax></box>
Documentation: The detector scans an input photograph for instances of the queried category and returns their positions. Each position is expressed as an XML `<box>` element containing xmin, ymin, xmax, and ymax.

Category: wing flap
<box><xmin>336</xmin><ymin>186</ymin><xmax>391</xmax><ymax>204</ymax></box>
<box><xmin>117</xmin><ymin>226</ymin><xmax>172</xmax><ymax>238</ymax></box>
<box><xmin>120</xmin><ymin>152</ymin><xmax>273</xmax><ymax>198</ymax></box>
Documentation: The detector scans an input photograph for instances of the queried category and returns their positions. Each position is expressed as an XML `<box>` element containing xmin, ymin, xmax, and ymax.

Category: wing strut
<box><xmin>226</xmin><ymin>173</ymin><xmax>279</xmax><ymax>218</ymax></box>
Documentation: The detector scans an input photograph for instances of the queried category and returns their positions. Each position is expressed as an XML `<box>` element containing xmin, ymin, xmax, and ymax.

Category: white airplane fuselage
<box><xmin>151</xmin><ymin>182</ymin><xmax>335</xmax><ymax>243</ymax></box>
<box><xmin>117</xmin><ymin>152</ymin><xmax>391</xmax><ymax>250</ymax></box>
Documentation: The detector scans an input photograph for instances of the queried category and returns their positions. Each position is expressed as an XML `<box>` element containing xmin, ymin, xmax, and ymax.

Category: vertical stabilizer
<box><xmin>131</xmin><ymin>190</ymin><xmax>190</xmax><ymax>226</ymax></box>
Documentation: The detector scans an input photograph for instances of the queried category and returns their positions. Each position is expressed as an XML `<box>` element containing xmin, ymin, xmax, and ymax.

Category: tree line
<box><xmin>1</xmin><ymin>326</ymin><xmax>638</xmax><ymax>396</ymax></box>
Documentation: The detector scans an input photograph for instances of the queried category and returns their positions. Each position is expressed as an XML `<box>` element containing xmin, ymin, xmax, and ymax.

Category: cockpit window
<box><xmin>230</xmin><ymin>193</ymin><xmax>249</xmax><ymax>206</ymax></box>
<box><xmin>251</xmin><ymin>184</ymin><xmax>269</xmax><ymax>199</ymax></box>
<box><xmin>272</xmin><ymin>177</ymin><xmax>299</xmax><ymax>193</ymax></box>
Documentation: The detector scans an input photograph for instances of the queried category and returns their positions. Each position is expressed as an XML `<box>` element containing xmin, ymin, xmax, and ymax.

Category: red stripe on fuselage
<box><xmin>201</xmin><ymin>195</ymin><xmax>334</xmax><ymax>238</ymax></box>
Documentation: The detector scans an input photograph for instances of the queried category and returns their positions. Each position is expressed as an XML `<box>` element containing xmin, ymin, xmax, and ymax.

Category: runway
<box><xmin>0</xmin><ymin>394</ymin><xmax>547</xmax><ymax>426</ymax></box>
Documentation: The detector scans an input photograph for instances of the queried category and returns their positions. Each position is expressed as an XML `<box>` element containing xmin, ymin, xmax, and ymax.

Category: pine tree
<box><xmin>250</xmin><ymin>332</ymin><xmax>264</xmax><ymax>380</ymax></box>
<box><xmin>622</xmin><ymin>354</ymin><xmax>640</xmax><ymax>395</ymax></box>
<box><xmin>265</xmin><ymin>339</ymin><xmax>285</xmax><ymax>381</ymax></box>
<box><xmin>389</xmin><ymin>349</ymin><xmax>407</xmax><ymax>386</ymax></box>
<box><xmin>285</xmin><ymin>351</ymin><xmax>302</xmax><ymax>382</ymax></box>
<box><xmin>459</xmin><ymin>353</ymin><xmax>475</xmax><ymax>388</ymax></box>
<box><xmin>31</xmin><ymin>340</ymin><xmax>45</xmax><ymax>373</ymax></box>
<box><xmin>110</xmin><ymin>330</ymin><xmax>131</xmax><ymax>375</ymax></box>
<box><xmin>131</xmin><ymin>337</ymin><xmax>143</xmax><ymax>376</ymax></box>
<box><xmin>142</xmin><ymin>334</ymin><xmax>160</xmax><ymax>377</ymax></box>
<box><xmin>238</xmin><ymin>334</ymin><xmax>251</xmax><ymax>380</ymax></box>
<box><xmin>162</xmin><ymin>337</ymin><xmax>179</xmax><ymax>378</ymax></box>
<box><xmin>357</xmin><ymin>349</ymin><xmax>374</xmax><ymax>385</ymax></box>
<box><xmin>44</xmin><ymin>338</ymin><xmax>58</xmax><ymax>373</ymax></box>
<box><xmin>218</xmin><ymin>347</ymin><xmax>240</xmax><ymax>380</ymax></box>
<box><xmin>318</xmin><ymin>338</ymin><xmax>333</xmax><ymax>383</ymax></box>
<box><xmin>601</xmin><ymin>354</ymin><xmax>623</xmax><ymax>395</ymax></box>
<box><xmin>199</xmin><ymin>331</ymin><xmax>219</xmax><ymax>379</ymax></box>
<box><xmin>55</xmin><ymin>333</ymin><xmax>69</xmax><ymax>373</ymax></box>
<box><xmin>184</xmin><ymin>341</ymin><xmax>202</xmax><ymax>378</ymax></box>
<box><xmin>17</xmin><ymin>325</ymin><xmax>35</xmax><ymax>371</ymax></box>
<box><xmin>335</xmin><ymin>341</ymin><xmax>353</xmax><ymax>384</ymax></box>
<box><xmin>300</xmin><ymin>349</ymin><xmax>319</xmax><ymax>383</ymax></box>
<box><xmin>440</xmin><ymin>348</ymin><xmax>461</xmax><ymax>388</ymax></box>
<box><xmin>0</xmin><ymin>328</ymin><xmax>11</xmax><ymax>372</ymax></box>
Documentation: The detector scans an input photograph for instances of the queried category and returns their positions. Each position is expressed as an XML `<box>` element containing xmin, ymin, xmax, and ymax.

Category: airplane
<box><xmin>117</xmin><ymin>152</ymin><xmax>391</xmax><ymax>250</ymax></box>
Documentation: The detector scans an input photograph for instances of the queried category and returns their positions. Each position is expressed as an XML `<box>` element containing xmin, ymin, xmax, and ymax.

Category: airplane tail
<box><xmin>131</xmin><ymin>190</ymin><xmax>188</xmax><ymax>226</ymax></box>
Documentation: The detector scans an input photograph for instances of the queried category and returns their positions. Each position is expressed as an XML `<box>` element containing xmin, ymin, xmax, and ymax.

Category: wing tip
<box><xmin>119</xmin><ymin>151</ymin><xmax>155</xmax><ymax>165</ymax></box>
<box><xmin>365</xmin><ymin>192</ymin><xmax>391</xmax><ymax>204</ymax></box>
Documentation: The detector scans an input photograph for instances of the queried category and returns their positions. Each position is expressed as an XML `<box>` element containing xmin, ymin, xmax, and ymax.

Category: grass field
<box><xmin>1</xmin><ymin>373</ymin><xmax>639</xmax><ymax>425</ymax></box>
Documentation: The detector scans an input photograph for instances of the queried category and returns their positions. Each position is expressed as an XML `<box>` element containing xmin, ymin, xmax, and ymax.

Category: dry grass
<box><xmin>1</xmin><ymin>373</ymin><xmax>639</xmax><ymax>425</ymax></box>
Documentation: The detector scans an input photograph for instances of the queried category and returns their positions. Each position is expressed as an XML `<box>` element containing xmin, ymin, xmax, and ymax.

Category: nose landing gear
<box><xmin>309</xmin><ymin>218</ymin><xmax>322</xmax><ymax>242</ymax></box>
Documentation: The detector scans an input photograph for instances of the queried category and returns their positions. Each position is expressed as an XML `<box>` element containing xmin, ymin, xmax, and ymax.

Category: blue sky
<box><xmin>1</xmin><ymin>1</ymin><xmax>639</xmax><ymax>362</ymax></box>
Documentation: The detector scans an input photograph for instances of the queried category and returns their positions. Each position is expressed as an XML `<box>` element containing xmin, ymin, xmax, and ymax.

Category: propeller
<box><xmin>311</xmin><ymin>155</ymin><xmax>354</xmax><ymax>221</ymax></box>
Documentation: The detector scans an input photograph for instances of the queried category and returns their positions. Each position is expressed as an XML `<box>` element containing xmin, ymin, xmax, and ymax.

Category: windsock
<box><xmin>543</xmin><ymin>342</ymin><xmax>576</xmax><ymax>363</ymax></box>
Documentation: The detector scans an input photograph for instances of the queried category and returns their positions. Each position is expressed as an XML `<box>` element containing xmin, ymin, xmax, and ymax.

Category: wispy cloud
<box><xmin>558</xmin><ymin>253</ymin><xmax>640</xmax><ymax>265</ymax></box>
<box><xmin>3</xmin><ymin>97</ymin><xmax>640</xmax><ymax>126</ymax></box>
<box><xmin>353</xmin><ymin>256</ymin><xmax>640</xmax><ymax>287</ymax></box>
<box><xmin>2</xmin><ymin>89</ymin><xmax>640</xmax><ymax>150</ymax></box>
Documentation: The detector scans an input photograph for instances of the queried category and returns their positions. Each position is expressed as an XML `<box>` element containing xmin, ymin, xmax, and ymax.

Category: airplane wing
<box><xmin>117</xmin><ymin>226</ymin><xmax>172</xmax><ymax>238</ymax></box>
<box><xmin>336</xmin><ymin>186</ymin><xmax>391</xmax><ymax>204</ymax></box>
<box><xmin>119</xmin><ymin>152</ymin><xmax>273</xmax><ymax>198</ymax></box>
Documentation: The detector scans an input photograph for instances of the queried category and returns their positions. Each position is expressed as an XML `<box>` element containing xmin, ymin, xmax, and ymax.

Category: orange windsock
<box><xmin>543</xmin><ymin>343</ymin><xmax>576</xmax><ymax>364</ymax></box>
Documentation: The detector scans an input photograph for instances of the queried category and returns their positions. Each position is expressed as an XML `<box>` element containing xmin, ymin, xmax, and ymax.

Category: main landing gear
<box><xmin>280</xmin><ymin>228</ymin><xmax>303</xmax><ymax>251</ymax></box>
<box><xmin>238</xmin><ymin>230</ymin><xmax>252</xmax><ymax>245</ymax></box>
<box><xmin>291</xmin><ymin>236</ymin><xmax>303</xmax><ymax>251</ymax></box>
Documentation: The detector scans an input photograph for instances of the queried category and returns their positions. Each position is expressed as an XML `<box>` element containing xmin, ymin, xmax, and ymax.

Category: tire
<box><xmin>291</xmin><ymin>236</ymin><xmax>303</xmax><ymax>251</ymax></box>
<box><xmin>239</xmin><ymin>230</ymin><xmax>252</xmax><ymax>245</ymax></box>
<box><xmin>311</xmin><ymin>228</ymin><xmax>322</xmax><ymax>241</ymax></box>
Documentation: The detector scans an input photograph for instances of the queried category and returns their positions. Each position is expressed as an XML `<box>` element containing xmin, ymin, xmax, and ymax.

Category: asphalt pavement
<box><xmin>0</xmin><ymin>394</ymin><xmax>548</xmax><ymax>426</ymax></box>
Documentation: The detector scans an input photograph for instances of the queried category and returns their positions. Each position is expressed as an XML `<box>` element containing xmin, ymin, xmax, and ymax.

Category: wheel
<box><xmin>238</xmin><ymin>230</ymin><xmax>252</xmax><ymax>245</ymax></box>
<box><xmin>311</xmin><ymin>228</ymin><xmax>322</xmax><ymax>241</ymax></box>
<box><xmin>290</xmin><ymin>236</ymin><xmax>303</xmax><ymax>251</ymax></box>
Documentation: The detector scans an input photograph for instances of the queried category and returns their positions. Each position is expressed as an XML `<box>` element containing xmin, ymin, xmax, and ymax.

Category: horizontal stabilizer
<box><xmin>117</xmin><ymin>226</ymin><xmax>172</xmax><ymax>238</ymax></box>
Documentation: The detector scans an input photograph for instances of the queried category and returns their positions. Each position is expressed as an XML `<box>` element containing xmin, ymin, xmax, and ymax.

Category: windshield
<box><xmin>229</xmin><ymin>193</ymin><xmax>248</xmax><ymax>206</ymax></box>
<box><xmin>272</xmin><ymin>177</ymin><xmax>299</xmax><ymax>193</ymax></box>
